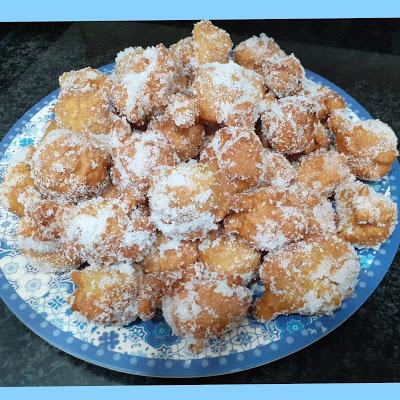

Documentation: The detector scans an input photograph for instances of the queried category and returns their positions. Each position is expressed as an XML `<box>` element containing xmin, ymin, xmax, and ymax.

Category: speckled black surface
<box><xmin>0</xmin><ymin>21</ymin><xmax>399</xmax><ymax>386</ymax></box>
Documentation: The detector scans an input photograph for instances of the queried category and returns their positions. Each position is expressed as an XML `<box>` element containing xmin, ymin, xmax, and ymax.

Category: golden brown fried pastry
<box><xmin>192</xmin><ymin>20</ymin><xmax>233</xmax><ymax>65</ymax></box>
<box><xmin>2</xmin><ymin>147</ymin><xmax>41</xmax><ymax>216</ymax></box>
<box><xmin>170</xmin><ymin>21</ymin><xmax>232</xmax><ymax>85</ymax></box>
<box><xmin>148</xmin><ymin>162</ymin><xmax>232</xmax><ymax>240</ymax></box>
<box><xmin>102</xmin><ymin>183</ymin><xmax>143</xmax><ymax>214</ymax></box>
<box><xmin>17</xmin><ymin>214</ymin><xmax>80</xmax><ymax>272</ymax></box>
<box><xmin>335</xmin><ymin>180</ymin><xmax>397</xmax><ymax>247</ymax></box>
<box><xmin>148</xmin><ymin>114</ymin><xmax>204</xmax><ymax>162</ymax></box>
<box><xmin>328</xmin><ymin>109</ymin><xmax>398</xmax><ymax>180</ymax></box>
<box><xmin>31</xmin><ymin>129</ymin><xmax>111</xmax><ymax>203</ymax></box>
<box><xmin>262</xmin><ymin>54</ymin><xmax>304</xmax><ymax>98</ymax></box>
<box><xmin>257</xmin><ymin>149</ymin><xmax>296</xmax><ymax>188</ymax></box>
<box><xmin>224</xmin><ymin>185</ymin><xmax>336</xmax><ymax>251</ymax></box>
<box><xmin>302</xmin><ymin>78</ymin><xmax>346</xmax><ymax>120</ymax></box>
<box><xmin>200</xmin><ymin>125</ymin><xmax>265</xmax><ymax>190</ymax></box>
<box><xmin>71</xmin><ymin>264</ymin><xmax>143</xmax><ymax>325</ymax></box>
<box><xmin>137</xmin><ymin>233</ymin><xmax>199</xmax><ymax>319</ymax></box>
<box><xmin>254</xmin><ymin>236</ymin><xmax>361</xmax><ymax>321</ymax></box>
<box><xmin>162</xmin><ymin>264</ymin><xmax>251</xmax><ymax>352</ymax></box>
<box><xmin>199</xmin><ymin>231</ymin><xmax>261</xmax><ymax>283</ymax></box>
<box><xmin>193</xmin><ymin>61</ymin><xmax>266</xmax><ymax>127</ymax></box>
<box><xmin>111</xmin><ymin>131</ymin><xmax>178</xmax><ymax>200</ymax></box>
<box><xmin>261</xmin><ymin>96</ymin><xmax>320</xmax><ymax>155</ymax></box>
<box><xmin>54</xmin><ymin>67</ymin><xmax>114</xmax><ymax>135</ymax></box>
<box><xmin>112</xmin><ymin>44</ymin><xmax>178</xmax><ymax>125</ymax></box>
<box><xmin>295</xmin><ymin>149</ymin><xmax>353</xmax><ymax>197</ymax></box>
<box><xmin>234</xmin><ymin>33</ymin><xmax>285</xmax><ymax>74</ymax></box>
<box><xmin>62</xmin><ymin>198</ymin><xmax>156</xmax><ymax>266</ymax></box>
<box><xmin>170</xmin><ymin>36</ymin><xmax>195</xmax><ymax>86</ymax></box>
<box><xmin>165</xmin><ymin>93</ymin><xmax>200</xmax><ymax>128</ymax></box>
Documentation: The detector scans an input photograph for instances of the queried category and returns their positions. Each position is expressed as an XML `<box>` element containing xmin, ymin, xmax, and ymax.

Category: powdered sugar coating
<box><xmin>149</xmin><ymin>162</ymin><xmax>231</xmax><ymax>240</ymax></box>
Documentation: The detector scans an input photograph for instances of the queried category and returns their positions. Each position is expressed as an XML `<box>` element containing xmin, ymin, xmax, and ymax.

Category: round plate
<box><xmin>0</xmin><ymin>65</ymin><xmax>399</xmax><ymax>378</ymax></box>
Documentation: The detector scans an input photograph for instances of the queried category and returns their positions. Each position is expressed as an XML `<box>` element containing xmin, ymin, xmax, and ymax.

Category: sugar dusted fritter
<box><xmin>102</xmin><ymin>183</ymin><xmax>143</xmax><ymax>214</ymax></box>
<box><xmin>111</xmin><ymin>130</ymin><xmax>178</xmax><ymax>201</ymax></box>
<box><xmin>71</xmin><ymin>263</ymin><xmax>143</xmax><ymax>325</ymax></box>
<box><xmin>62</xmin><ymin>198</ymin><xmax>156</xmax><ymax>266</ymax></box>
<box><xmin>257</xmin><ymin>149</ymin><xmax>296</xmax><ymax>188</ymax></box>
<box><xmin>137</xmin><ymin>233</ymin><xmax>199</xmax><ymax>319</ymax></box>
<box><xmin>234</xmin><ymin>33</ymin><xmax>284</xmax><ymax>74</ymax></box>
<box><xmin>234</xmin><ymin>34</ymin><xmax>304</xmax><ymax>97</ymax></box>
<box><xmin>335</xmin><ymin>180</ymin><xmax>397</xmax><ymax>247</ymax></box>
<box><xmin>31</xmin><ymin>129</ymin><xmax>111</xmax><ymax>203</ymax></box>
<box><xmin>328</xmin><ymin>109</ymin><xmax>398</xmax><ymax>180</ymax></box>
<box><xmin>200</xmin><ymin>125</ymin><xmax>265</xmax><ymax>190</ymax></box>
<box><xmin>148</xmin><ymin>162</ymin><xmax>232</xmax><ymax>240</ymax></box>
<box><xmin>262</xmin><ymin>53</ymin><xmax>304</xmax><ymax>98</ymax></box>
<box><xmin>224</xmin><ymin>185</ymin><xmax>336</xmax><ymax>251</ymax></box>
<box><xmin>54</xmin><ymin>67</ymin><xmax>114</xmax><ymax>135</ymax></box>
<box><xmin>148</xmin><ymin>113</ymin><xmax>204</xmax><ymax>162</ymax></box>
<box><xmin>261</xmin><ymin>96</ymin><xmax>322</xmax><ymax>155</ymax></box>
<box><xmin>254</xmin><ymin>236</ymin><xmax>361</xmax><ymax>321</ymax></box>
<box><xmin>192</xmin><ymin>20</ymin><xmax>233</xmax><ymax>65</ymax></box>
<box><xmin>193</xmin><ymin>61</ymin><xmax>266</xmax><ymax>127</ymax></box>
<box><xmin>295</xmin><ymin>149</ymin><xmax>353</xmax><ymax>197</ymax></box>
<box><xmin>17</xmin><ymin>213</ymin><xmax>80</xmax><ymax>273</ymax></box>
<box><xmin>164</xmin><ymin>93</ymin><xmax>200</xmax><ymax>128</ymax></box>
<box><xmin>198</xmin><ymin>230</ymin><xmax>261</xmax><ymax>283</ymax></box>
<box><xmin>2</xmin><ymin>147</ymin><xmax>41</xmax><ymax>216</ymax></box>
<box><xmin>162</xmin><ymin>264</ymin><xmax>252</xmax><ymax>352</ymax></box>
<box><xmin>302</xmin><ymin>78</ymin><xmax>346</xmax><ymax>120</ymax></box>
<box><xmin>112</xmin><ymin>44</ymin><xmax>178</xmax><ymax>125</ymax></box>
<box><xmin>170</xmin><ymin>20</ymin><xmax>232</xmax><ymax>84</ymax></box>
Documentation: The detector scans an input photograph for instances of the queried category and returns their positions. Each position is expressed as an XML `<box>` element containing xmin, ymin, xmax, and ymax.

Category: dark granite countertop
<box><xmin>0</xmin><ymin>20</ymin><xmax>399</xmax><ymax>386</ymax></box>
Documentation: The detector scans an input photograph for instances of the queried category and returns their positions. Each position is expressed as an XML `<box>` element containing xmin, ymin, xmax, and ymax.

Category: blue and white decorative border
<box><xmin>0</xmin><ymin>66</ymin><xmax>399</xmax><ymax>377</ymax></box>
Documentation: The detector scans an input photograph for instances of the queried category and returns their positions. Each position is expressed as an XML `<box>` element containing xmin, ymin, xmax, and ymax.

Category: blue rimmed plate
<box><xmin>0</xmin><ymin>65</ymin><xmax>399</xmax><ymax>377</ymax></box>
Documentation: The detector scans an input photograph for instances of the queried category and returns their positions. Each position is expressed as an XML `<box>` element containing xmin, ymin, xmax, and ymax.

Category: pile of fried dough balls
<box><xmin>2</xmin><ymin>20</ymin><xmax>398</xmax><ymax>352</ymax></box>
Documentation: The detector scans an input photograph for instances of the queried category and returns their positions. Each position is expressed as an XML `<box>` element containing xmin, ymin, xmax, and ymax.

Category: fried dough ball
<box><xmin>165</xmin><ymin>93</ymin><xmax>200</xmax><ymax>128</ymax></box>
<box><xmin>193</xmin><ymin>61</ymin><xmax>266</xmax><ymax>127</ymax></box>
<box><xmin>170</xmin><ymin>37</ymin><xmax>196</xmax><ymax>86</ymax></box>
<box><xmin>162</xmin><ymin>264</ymin><xmax>251</xmax><ymax>352</ymax></box>
<box><xmin>200</xmin><ymin>126</ymin><xmax>265</xmax><ymax>190</ymax></box>
<box><xmin>17</xmin><ymin>214</ymin><xmax>80</xmax><ymax>272</ymax></box>
<box><xmin>170</xmin><ymin>21</ymin><xmax>232</xmax><ymax>84</ymax></box>
<box><xmin>2</xmin><ymin>147</ymin><xmax>41</xmax><ymax>216</ymax></box>
<box><xmin>70</xmin><ymin>264</ymin><xmax>143</xmax><ymax>325</ymax></box>
<box><xmin>295</xmin><ymin>149</ymin><xmax>353</xmax><ymax>197</ymax></box>
<box><xmin>224</xmin><ymin>185</ymin><xmax>336</xmax><ymax>251</ymax></box>
<box><xmin>111</xmin><ymin>131</ymin><xmax>177</xmax><ymax>200</ymax></box>
<box><xmin>102</xmin><ymin>183</ymin><xmax>142</xmax><ymax>213</ymax></box>
<box><xmin>328</xmin><ymin>109</ymin><xmax>398</xmax><ymax>180</ymax></box>
<box><xmin>262</xmin><ymin>54</ymin><xmax>304</xmax><ymax>98</ymax></box>
<box><xmin>199</xmin><ymin>231</ymin><xmax>261</xmax><ymax>283</ymax></box>
<box><xmin>137</xmin><ymin>234</ymin><xmax>199</xmax><ymax>319</ymax></box>
<box><xmin>335</xmin><ymin>180</ymin><xmax>397</xmax><ymax>247</ymax></box>
<box><xmin>234</xmin><ymin>33</ymin><xmax>285</xmax><ymax>74</ymax></box>
<box><xmin>148</xmin><ymin>114</ymin><xmax>204</xmax><ymax>162</ymax></box>
<box><xmin>254</xmin><ymin>236</ymin><xmax>361</xmax><ymax>321</ymax></box>
<box><xmin>258</xmin><ymin>149</ymin><xmax>296</xmax><ymax>188</ymax></box>
<box><xmin>62</xmin><ymin>198</ymin><xmax>156</xmax><ymax>266</ymax></box>
<box><xmin>31</xmin><ymin>129</ymin><xmax>111</xmax><ymax>203</ymax></box>
<box><xmin>54</xmin><ymin>67</ymin><xmax>114</xmax><ymax>135</ymax></box>
<box><xmin>112</xmin><ymin>44</ymin><xmax>178</xmax><ymax>125</ymax></box>
<box><xmin>192</xmin><ymin>20</ymin><xmax>232</xmax><ymax>65</ymax></box>
<box><xmin>148</xmin><ymin>162</ymin><xmax>232</xmax><ymax>240</ymax></box>
<box><xmin>24</xmin><ymin>198</ymin><xmax>67</xmax><ymax>241</ymax></box>
<box><xmin>302</xmin><ymin>78</ymin><xmax>346</xmax><ymax>120</ymax></box>
<box><xmin>261</xmin><ymin>96</ymin><xmax>320</xmax><ymax>155</ymax></box>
